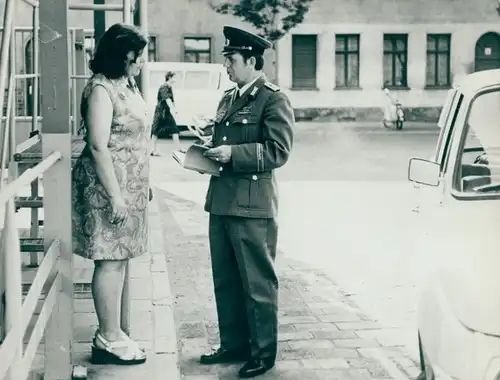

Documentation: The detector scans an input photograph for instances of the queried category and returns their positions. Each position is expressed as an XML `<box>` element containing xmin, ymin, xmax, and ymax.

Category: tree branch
<box><xmin>210</xmin><ymin>0</ymin><xmax>314</xmax><ymax>43</ymax></box>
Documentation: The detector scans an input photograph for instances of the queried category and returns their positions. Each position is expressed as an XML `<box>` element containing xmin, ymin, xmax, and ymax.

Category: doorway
<box><xmin>475</xmin><ymin>32</ymin><xmax>500</xmax><ymax>72</ymax></box>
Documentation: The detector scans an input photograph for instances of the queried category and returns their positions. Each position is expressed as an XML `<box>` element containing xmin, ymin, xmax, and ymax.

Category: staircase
<box><xmin>0</xmin><ymin>0</ymin><xmax>145</xmax><ymax>378</ymax></box>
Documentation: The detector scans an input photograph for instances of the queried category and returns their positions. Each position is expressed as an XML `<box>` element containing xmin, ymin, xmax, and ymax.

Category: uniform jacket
<box><xmin>204</xmin><ymin>74</ymin><xmax>295</xmax><ymax>218</ymax></box>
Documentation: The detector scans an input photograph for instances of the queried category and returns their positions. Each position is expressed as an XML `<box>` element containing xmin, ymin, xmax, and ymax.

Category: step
<box><xmin>20</xmin><ymin>238</ymin><xmax>44</xmax><ymax>252</ymax></box>
<box><xmin>14</xmin><ymin>136</ymin><xmax>85</xmax><ymax>164</ymax></box>
<box><xmin>15</xmin><ymin>196</ymin><xmax>44</xmax><ymax>209</ymax></box>
<box><xmin>21</xmin><ymin>282</ymin><xmax>92</xmax><ymax>297</ymax></box>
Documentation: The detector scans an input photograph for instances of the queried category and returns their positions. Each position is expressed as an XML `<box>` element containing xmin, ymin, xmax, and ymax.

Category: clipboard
<box><xmin>172</xmin><ymin>143</ymin><xmax>221</xmax><ymax>177</ymax></box>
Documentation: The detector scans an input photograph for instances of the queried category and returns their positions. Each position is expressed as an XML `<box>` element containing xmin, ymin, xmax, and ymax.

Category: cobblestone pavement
<box><xmin>157</xmin><ymin>188</ymin><xmax>421</xmax><ymax>380</ymax></box>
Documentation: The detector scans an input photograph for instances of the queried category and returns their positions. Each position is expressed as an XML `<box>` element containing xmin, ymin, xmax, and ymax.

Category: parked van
<box><xmin>409</xmin><ymin>69</ymin><xmax>500</xmax><ymax>380</ymax></box>
<box><xmin>147</xmin><ymin>61</ymin><xmax>233</xmax><ymax>136</ymax></box>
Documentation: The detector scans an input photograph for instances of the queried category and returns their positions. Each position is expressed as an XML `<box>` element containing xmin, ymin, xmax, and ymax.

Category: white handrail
<box><xmin>19</xmin><ymin>0</ymin><xmax>38</xmax><ymax>7</ymax></box>
<box><xmin>0</xmin><ymin>152</ymin><xmax>61</xmax><ymax>207</ymax></box>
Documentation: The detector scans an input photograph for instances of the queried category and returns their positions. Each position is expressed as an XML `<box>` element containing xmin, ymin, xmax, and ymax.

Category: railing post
<box><xmin>40</xmin><ymin>0</ymin><xmax>74</xmax><ymax>378</ymax></box>
<box><xmin>120</xmin><ymin>0</ymin><xmax>134</xmax><ymax>336</ymax></box>
<box><xmin>3</xmin><ymin>199</ymin><xmax>23</xmax><ymax>379</ymax></box>
<box><xmin>73</xmin><ymin>29</ymin><xmax>86</xmax><ymax>135</ymax></box>
<box><xmin>31</xmin><ymin>4</ymin><xmax>40</xmax><ymax>133</ymax></box>
<box><xmin>30</xmin><ymin>5</ymin><xmax>41</xmax><ymax>267</ymax></box>
<box><xmin>8</xmin><ymin>24</ymin><xmax>16</xmax><ymax>180</ymax></box>
<box><xmin>0</xmin><ymin>0</ymin><xmax>15</xmax><ymax>118</ymax></box>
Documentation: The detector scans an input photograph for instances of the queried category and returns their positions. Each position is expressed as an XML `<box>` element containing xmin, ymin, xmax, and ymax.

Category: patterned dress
<box><xmin>72</xmin><ymin>74</ymin><xmax>151</xmax><ymax>261</ymax></box>
<box><xmin>151</xmin><ymin>82</ymin><xmax>178</xmax><ymax>137</ymax></box>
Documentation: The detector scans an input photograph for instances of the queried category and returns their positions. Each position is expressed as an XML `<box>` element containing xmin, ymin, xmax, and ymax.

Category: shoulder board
<box><xmin>264</xmin><ymin>82</ymin><xmax>280</xmax><ymax>92</ymax></box>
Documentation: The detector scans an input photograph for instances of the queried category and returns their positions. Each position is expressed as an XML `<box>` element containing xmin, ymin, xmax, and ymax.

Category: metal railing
<box><xmin>0</xmin><ymin>152</ymin><xmax>62</xmax><ymax>380</ymax></box>
<box><xmin>0</xmin><ymin>0</ymin><xmax>147</xmax><ymax>376</ymax></box>
<box><xmin>0</xmin><ymin>0</ymin><xmax>69</xmax><ymax>378</ymax></box>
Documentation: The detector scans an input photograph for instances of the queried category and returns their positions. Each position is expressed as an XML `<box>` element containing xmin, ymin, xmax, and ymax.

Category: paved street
<box><xmin>151</xmin><ymin>121</ymin><xmax>440</xmax><ymax>378</ymax></box>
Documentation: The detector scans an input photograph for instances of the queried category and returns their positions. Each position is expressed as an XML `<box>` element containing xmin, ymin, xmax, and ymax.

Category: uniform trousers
<box><xmin>208</xmin><ymin>214</ymin><xmax>279</xmax><ymax>361</ymax></box>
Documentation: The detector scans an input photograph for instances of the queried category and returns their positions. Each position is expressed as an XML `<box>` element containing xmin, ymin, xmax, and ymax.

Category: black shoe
<box><xmin>238</xmin><ymin>358</ymin><xmax>275</xmax><ymax>378</ymax></box>
<box><xmin>200</xmin><ymin>347</ymin><xmax>249</xmax><ymax>365</ymax></box>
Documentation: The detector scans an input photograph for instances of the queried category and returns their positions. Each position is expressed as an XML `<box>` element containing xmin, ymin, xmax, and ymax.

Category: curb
<box><xmin>294</xmin><ymin>120</ymin><xmax>439</xmax><ymax>130</ymax></box>
<box><xmin>144</xmin><ymin>191</ymin><xmax>181</xmax><ymax>379</ymax></box>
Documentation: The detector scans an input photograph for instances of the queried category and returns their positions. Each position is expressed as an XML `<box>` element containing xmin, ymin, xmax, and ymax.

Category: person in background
<box><xmin>151</xmin><ymin>71</ymin><xmax>178</xmax><ymax>155</ymax></box>
<box><xmin>199</xmin><ymin>26</ymin><xmax>295</xmax><ymax>378</ymax></box>
<box><xmin>72</xmin><ymin>23</ymin><xmax>150</xmax><ymax>365</ymax></box>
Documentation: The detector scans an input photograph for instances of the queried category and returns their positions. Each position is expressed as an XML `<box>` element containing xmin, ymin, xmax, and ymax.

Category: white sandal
<box><xmin>91</xmin><ymin>332</ymin><xmax>146</xmax><ymax>365</ymax></box>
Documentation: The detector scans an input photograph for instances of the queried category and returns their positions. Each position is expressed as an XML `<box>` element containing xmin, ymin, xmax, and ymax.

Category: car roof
<box><xmin>459</xmin><ymin>69</ymin><xmax>500</xmax><ymax>93</ymax></box>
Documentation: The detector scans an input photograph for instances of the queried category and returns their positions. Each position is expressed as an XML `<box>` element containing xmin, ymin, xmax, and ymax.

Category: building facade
<box><xmin>3</xmin><ymin>0</ymin><xmax>500</xmax><ymax>121</ymax></box>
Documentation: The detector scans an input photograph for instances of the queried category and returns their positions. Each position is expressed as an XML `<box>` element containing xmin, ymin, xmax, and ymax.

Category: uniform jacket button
<box><xmin>252</xmin><ymin>175</ymin><xmax>258</xmax><ymax>180</ymax></box>
<box><xmin>222</xmin><ymin>136</ymin><xmax>227</xmax><ymax>141</ymax></box>
<box><xmin>225</xmin><ymin>121</ymin><xmax>229</xmax><ymax>126</ymax></box>
<box><xmin>219</xmin><ymin>166</ymin><xmax>223</xmax><ymax>171</ymax></box>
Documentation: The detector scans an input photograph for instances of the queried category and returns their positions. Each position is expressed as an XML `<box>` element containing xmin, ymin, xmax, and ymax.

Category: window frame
<box><xmin>450</xmin><ymin>86</ymin><xmax>500</xmax><ymax>200</ymax></box>
<box><xmin>434</xmin><ymin>89</ymin><xmax>459</xmax><ymax>164</ymax></box>
<box><xmin>425</xmin><ymin>34</ymin><xmax>451</xmax><ymax>89</ymax></box>
<box><xmin>383</xmin><ymin>34</ymin><xmax>408</xmax><ymax>89</ymax></box>
<box><xmin>182</xmin><ymin>36</ymin><xmax>212</xmax><ymax>63</ymax></box>
<box><xmin>335</xmin><ymin>34</ymin><xmax>360</xmax><ymax>89</ymax></box>
<box><xmin>148</xmin><ymin>35</ymin><xmax>158</xmax><ymax>62</ymax></box>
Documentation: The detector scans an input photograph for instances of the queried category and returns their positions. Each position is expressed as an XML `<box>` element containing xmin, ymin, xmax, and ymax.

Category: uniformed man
<box><xmin>199</xmin><ymin>26</ymin><xmax>295</xmax><ymax>378</ymax></box>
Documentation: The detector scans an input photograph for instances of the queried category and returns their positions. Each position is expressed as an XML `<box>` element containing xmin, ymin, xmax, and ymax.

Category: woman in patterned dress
<box><xmin>150</xmin><ymin>71</ymin><xmax>178</xmax><ymax>155</ymax></box>
<box><xmin>72</xmin><ymin>23</ymin><xmax>150</xmax><ymax>365</ymax></box>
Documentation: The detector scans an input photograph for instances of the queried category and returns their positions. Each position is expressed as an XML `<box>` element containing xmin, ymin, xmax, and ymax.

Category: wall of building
<box><xmin>151</xmin><ymin>0</ymin><xmax>500</xmax><ymax>121</ymax></box>
<box><xmin>2</xmin><ymin>0</ymin><xmax>500</xmax><ymax>121</ymax></box>
<box><xmin>278</xmin><ymin>22</ymin><xmax>500</xmax><ymax>120</ymax></box>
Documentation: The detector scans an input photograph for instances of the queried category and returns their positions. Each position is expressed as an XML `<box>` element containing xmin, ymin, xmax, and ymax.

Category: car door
<box><xmin>413</xmin><ymin>90</ymin><xmax>462</xmax><ymax>233</ymax></box>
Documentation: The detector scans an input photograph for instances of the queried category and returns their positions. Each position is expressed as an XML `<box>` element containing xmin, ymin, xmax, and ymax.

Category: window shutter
<box><xmin>292</xmin><ymin>35</ymin><xmax>317</xmax><ymax>89</ymax></box>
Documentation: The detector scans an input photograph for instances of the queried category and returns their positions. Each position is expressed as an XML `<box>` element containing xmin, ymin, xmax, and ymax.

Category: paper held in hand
<box><xmin>172</xmin><ymin>144</ymin><xmax>221</xmax><ymax>177</ymax></box>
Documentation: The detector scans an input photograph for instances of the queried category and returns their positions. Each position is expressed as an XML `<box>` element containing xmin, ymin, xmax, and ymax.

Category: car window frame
<box><xmin>436</xmin><ymin>91</ymin><xmax>464</xmax><ymax>174</ymax></box>
<box><xmin>451</xmin><ymin>86</ymin><xmax>500</xmax><ymax>200</ymax></box>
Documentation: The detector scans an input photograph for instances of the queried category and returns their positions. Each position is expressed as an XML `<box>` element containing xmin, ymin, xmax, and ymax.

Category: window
<box><xmin>383</xmin><ymin>34</ymin><xmax>408</xmax><ymax>88</ymax></box>
<box><xmin>455</xmin><ymin>89</ymin><xmax>500</xmax><ymax>195</ymax></box>
<box><xmin>183</xmin><ymin>37</ymin><xmax>211</xmax><ymax>63</ymax></box>
<box><xmin>426</xmin><ymin>34</ymin><xmax>451</xmax><ymax>88</ymax></box>
<box><xmin>335</xmin><ymin>34</ymin><xmax>360</xmax><ymax>88</ymax></box>
<box><xmin>291</xmin><ymin>35</ymin><xmax>317</xmax><ymax>89</ymax></box>
<box><xmin>148</xmin><ymin>36</ymin><xmax>157</xmax><ymax>62</ymax></box>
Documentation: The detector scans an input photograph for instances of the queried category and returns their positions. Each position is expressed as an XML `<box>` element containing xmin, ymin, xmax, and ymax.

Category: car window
<box><xmin>454</xmin><ymin>89</ymin><xmax>500</xmax><ymax>195</ymax></box>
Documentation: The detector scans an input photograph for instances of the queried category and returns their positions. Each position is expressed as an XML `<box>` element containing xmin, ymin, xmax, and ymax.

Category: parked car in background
<box><xmin>147</xmin><ymin>61</ymin><xmax>233</xmax><ymax>138</ymax></box>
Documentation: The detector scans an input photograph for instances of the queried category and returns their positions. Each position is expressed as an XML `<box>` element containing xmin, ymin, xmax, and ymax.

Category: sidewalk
<box><xmin>27</xmin><ymin>195</ymin><xmax>179</xmax><ymax>380</ymax></box>
<box><xmin>156</xmin><ymin>188</ymin><xmax>422</xmax><ymax>380</ymax></box>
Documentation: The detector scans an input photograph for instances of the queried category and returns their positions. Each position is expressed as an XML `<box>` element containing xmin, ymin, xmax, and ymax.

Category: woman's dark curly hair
<box><xmin>89</xmin><ymin>23</ymin><xmax>148</xmax><ymax>79</ymax></box>
<box><xmin>165</xmin><ymin>71</ymin><xmax>175</xmax><ymax>81</ymax></box>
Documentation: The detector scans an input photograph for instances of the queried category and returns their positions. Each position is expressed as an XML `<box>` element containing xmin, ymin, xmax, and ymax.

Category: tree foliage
<box><xmin>211</xmin><ymin>0</ymin><xmax>314</xmax><ymax>43</ymax></box>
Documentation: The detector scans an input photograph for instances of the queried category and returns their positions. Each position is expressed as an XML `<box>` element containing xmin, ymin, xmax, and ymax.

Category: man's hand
<box><xmin>204</xmin><ymin>145</ymin><xmax>231</xmax><ymax>163</ymax></box>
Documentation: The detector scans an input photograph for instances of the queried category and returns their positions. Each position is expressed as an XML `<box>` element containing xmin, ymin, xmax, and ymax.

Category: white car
<box><xmin>410</xmin><ymin>69</ymin><xmax>500</xmax><ymax>380</ymax></box>
<box><xmin>147</xmin><ymin>61</ymin><xmax>233</xmax><ymax>137</ymax></box>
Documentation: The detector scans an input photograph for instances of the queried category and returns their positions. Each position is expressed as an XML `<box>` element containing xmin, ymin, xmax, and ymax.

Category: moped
<box><xmin>383</xmin><ymin>87</ymin><xmax>404</xmax><ymax>130</ymax></box>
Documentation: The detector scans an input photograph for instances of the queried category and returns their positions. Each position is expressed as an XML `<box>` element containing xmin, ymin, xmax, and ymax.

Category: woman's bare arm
<box><xmin>85</xmin><ymin>85</ymin><xmax>123</xmax><ymax>201</ymax></box>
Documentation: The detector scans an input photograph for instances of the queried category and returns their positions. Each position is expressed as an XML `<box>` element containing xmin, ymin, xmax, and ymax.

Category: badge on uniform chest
<box><xmin>239</xmin><ymin>106</ymin><xmax>252</xmax><ymax>114</ymax></box>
